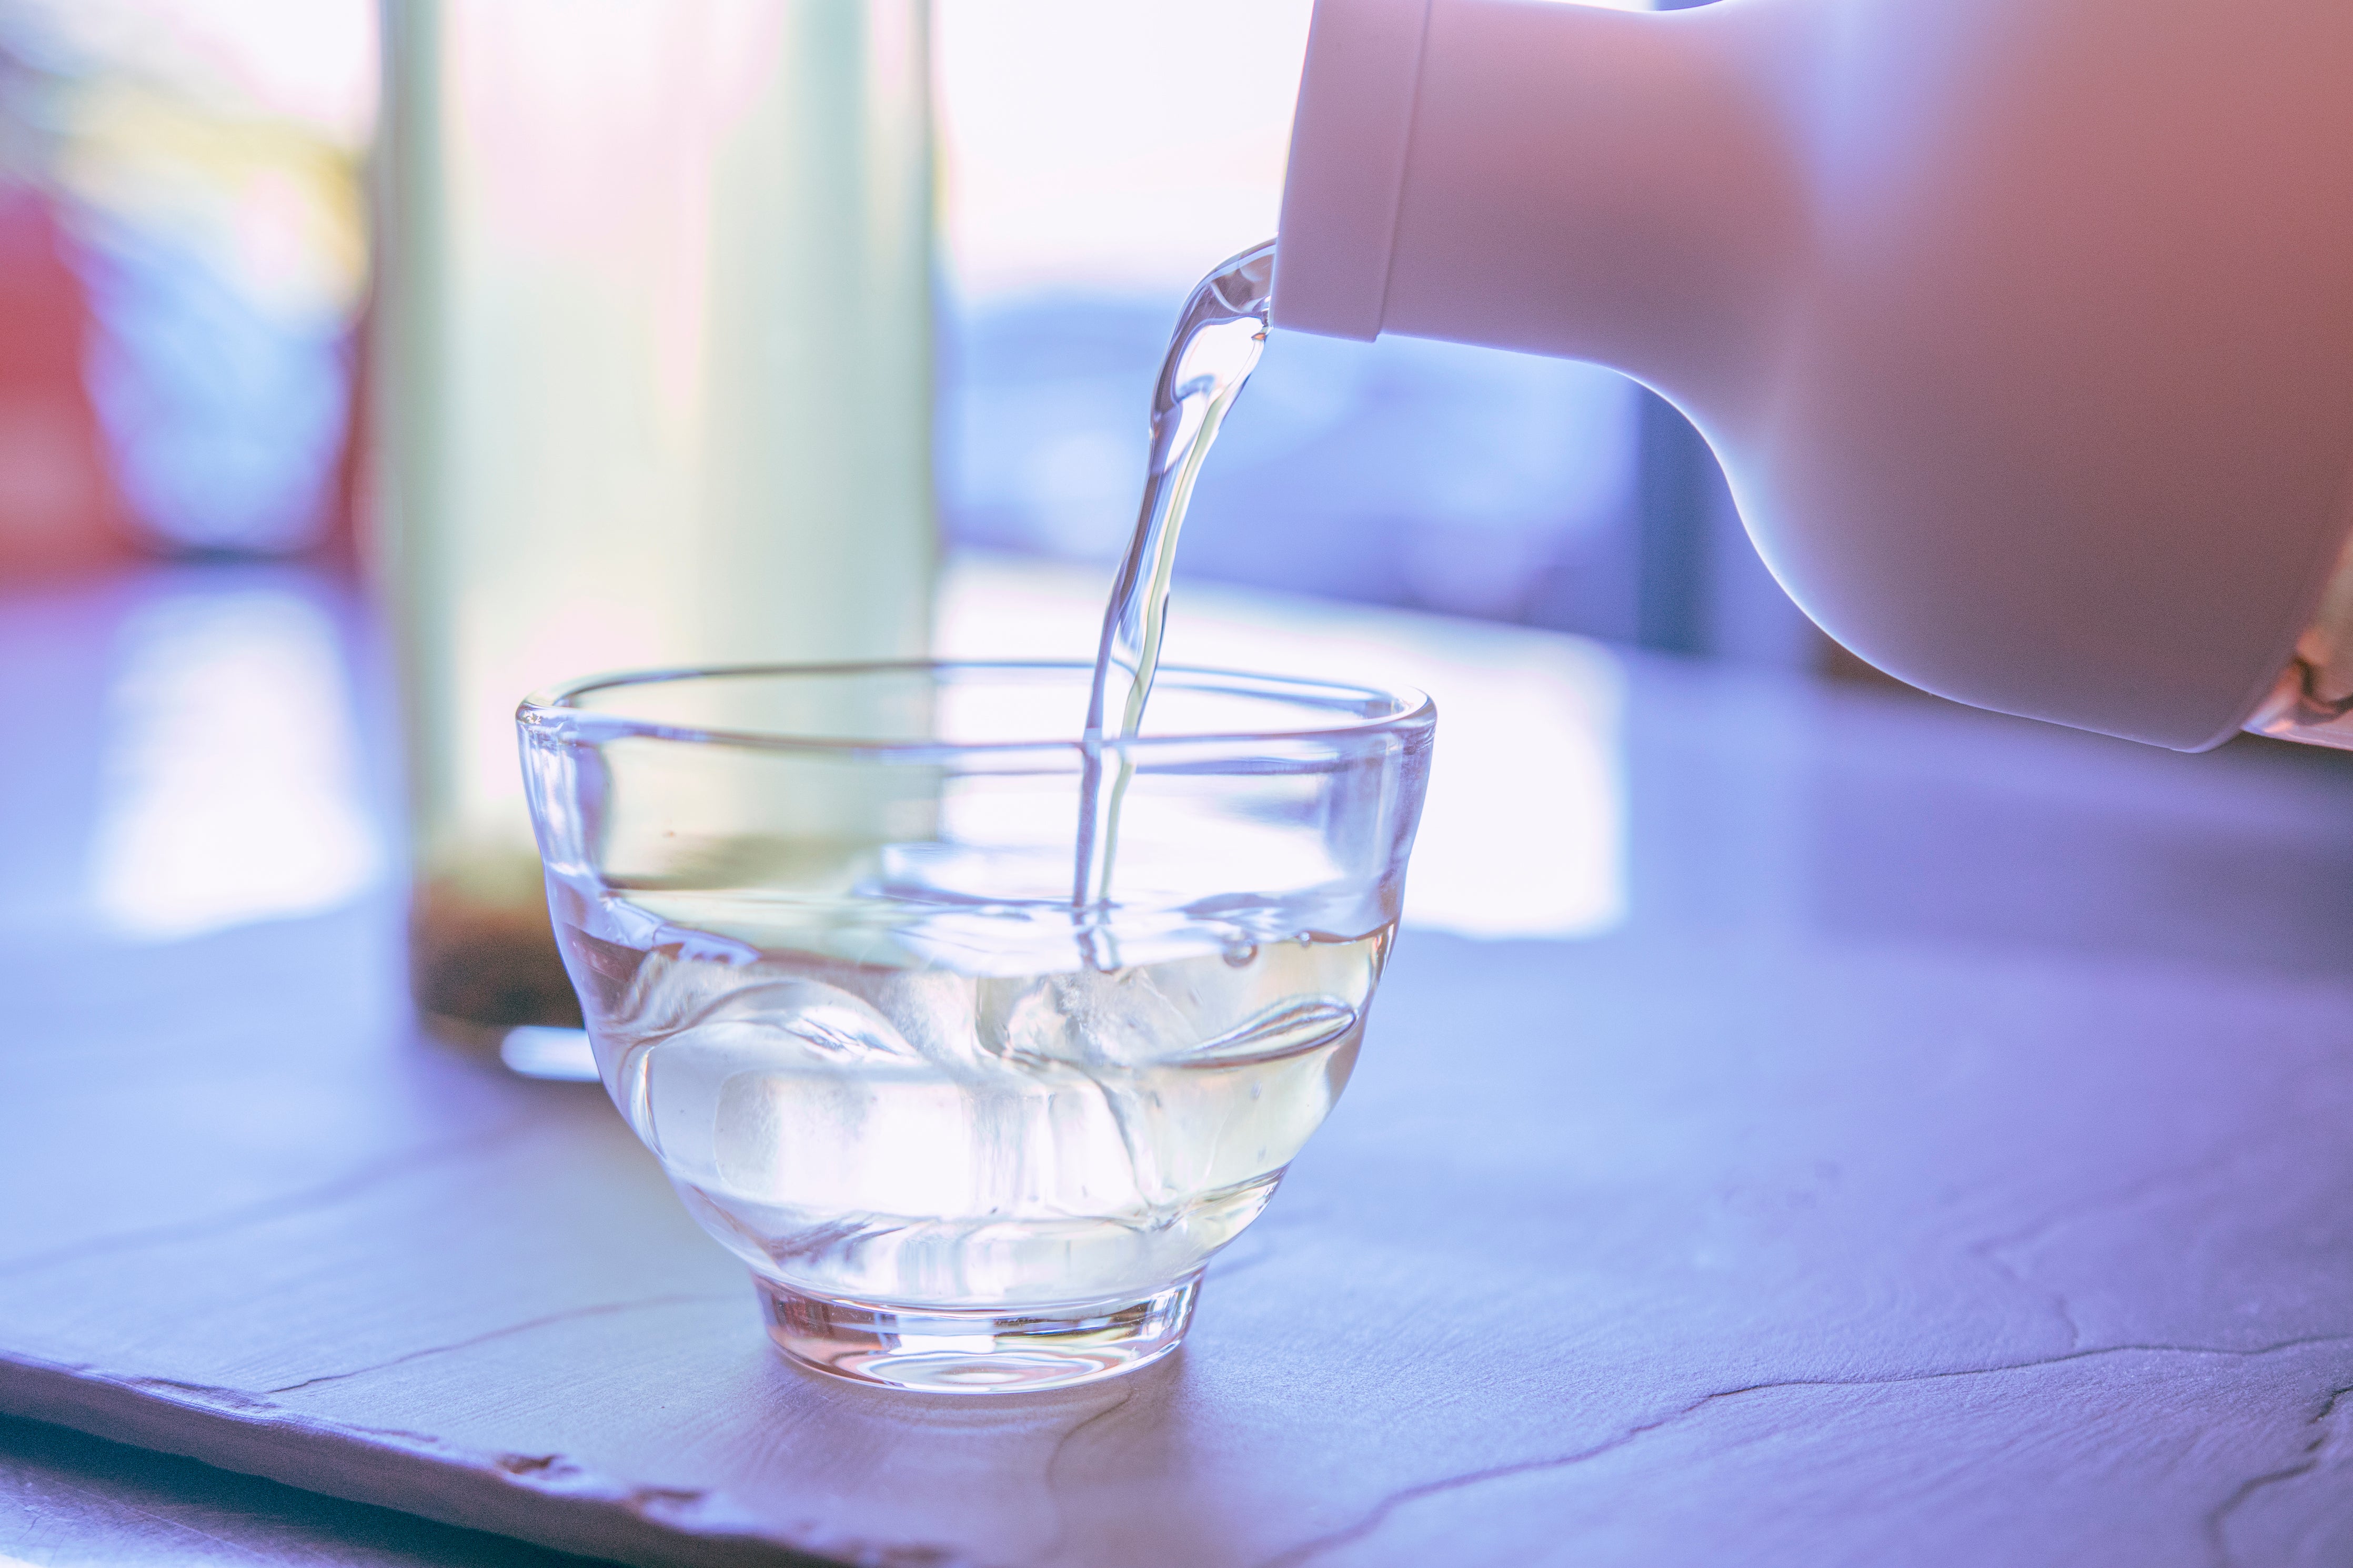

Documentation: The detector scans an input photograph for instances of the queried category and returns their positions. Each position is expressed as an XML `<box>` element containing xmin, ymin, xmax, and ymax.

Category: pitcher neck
<box><xmin>1272</xmin><ymin>0</ymin><xmax>1803</xmax><ymax>420</ymax></box>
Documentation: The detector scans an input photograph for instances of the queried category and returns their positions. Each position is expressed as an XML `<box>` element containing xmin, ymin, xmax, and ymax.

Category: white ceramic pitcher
<box><xmin>1273</xmin><ymin>0</ymin><xmax>2353</xmax><ymax>754</ymax></box>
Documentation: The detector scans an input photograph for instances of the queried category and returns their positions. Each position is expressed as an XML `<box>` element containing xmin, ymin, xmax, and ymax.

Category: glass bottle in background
<box><xmin>372</xmin><ymin>0</ymin><xmax>936</xmax><ymax>1047</ymax></box>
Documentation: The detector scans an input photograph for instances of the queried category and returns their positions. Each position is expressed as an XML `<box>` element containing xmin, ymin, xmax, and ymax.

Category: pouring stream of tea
<box><xmin>1073</xmin><ymin>240</ymin><xmax>1276</xmax><ymax>930</ymax></box>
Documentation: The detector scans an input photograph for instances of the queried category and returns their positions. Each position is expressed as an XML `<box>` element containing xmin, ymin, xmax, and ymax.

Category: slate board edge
<box><xmin>0</xmin><ymin>1350</ymin><xmax>850</xmax><ymax>1568</ymax></box>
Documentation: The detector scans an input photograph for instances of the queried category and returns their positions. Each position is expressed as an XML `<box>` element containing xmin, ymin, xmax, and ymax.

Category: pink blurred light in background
<box><xmin>0</xmin><ymin>0</ymin><xmax>374</xmax><ymax>572</ymax></box>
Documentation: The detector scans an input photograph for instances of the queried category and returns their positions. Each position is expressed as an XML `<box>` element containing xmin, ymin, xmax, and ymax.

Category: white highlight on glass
<box><xmin>500</xmin><ymin>1026</ymin><xmax>601</xmax><ymax>1083</ymax></box>
<box><xmin>85</xmin><ymin>584</ymin><xmax>380</xmax><ymax>941</ymax></box>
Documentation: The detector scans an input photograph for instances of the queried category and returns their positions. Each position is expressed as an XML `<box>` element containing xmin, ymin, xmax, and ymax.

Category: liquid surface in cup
<box><xmin>1074</xmin><ymin>240</ymin><xmax>1275</xmax><ymax>916</ymax></box>
<box><xmin>561</xmin><ymin>904</ymin><xmax>1385</xmax><ymax>1309</ymax></box>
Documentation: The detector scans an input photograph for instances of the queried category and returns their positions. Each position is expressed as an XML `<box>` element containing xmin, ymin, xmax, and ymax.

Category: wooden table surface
<box><xmin>5</xmin><ymin>560</ymin><xmax>2352</xmax><ymax>1567</ymax></box>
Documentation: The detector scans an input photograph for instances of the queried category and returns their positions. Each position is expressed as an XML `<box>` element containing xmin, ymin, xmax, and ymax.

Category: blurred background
<box><xmin>932</xmin><ymin>0</ymin><xmax>1814</xmax><ymax>667</ymax></box>
<box><xmin>0</xmin><ymin>0</ymin><xmax>1828</xmax><ymax>986</ymax></box>
<box><xmin>0</xmin><ymin>0</ymin><xmax>370</xmax><ymax>572</ymax></box>
<box><xmin>0</xmin><ymin>0</ymin><xmax>1817</xmax><ymax>660</ymax></box>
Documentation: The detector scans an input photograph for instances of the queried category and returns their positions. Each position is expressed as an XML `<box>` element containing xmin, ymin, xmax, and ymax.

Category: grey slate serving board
<box><xmin>6</xmin><ymin>575</ymin><xmax>2353</xmax><ymax>1566</ymax></box>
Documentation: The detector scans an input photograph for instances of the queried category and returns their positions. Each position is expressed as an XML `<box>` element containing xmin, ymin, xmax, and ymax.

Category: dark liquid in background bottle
<box><xmin>411</xmin><ymin>872</ymin><xmax>583</xmax><ymax>1046</ymax></box>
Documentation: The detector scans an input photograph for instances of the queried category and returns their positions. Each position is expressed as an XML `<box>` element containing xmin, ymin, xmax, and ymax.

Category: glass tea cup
<box><xmin>518</xmin><ymin>661</ymin><xmax>1433</xmax><ymax>1392</ymax></box>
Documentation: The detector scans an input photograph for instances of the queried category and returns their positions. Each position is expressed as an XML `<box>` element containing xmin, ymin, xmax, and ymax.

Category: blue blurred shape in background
<box><xmin>74</xmin><ymin>211</ymin><xmax>350</xmax><ymax>553</ymax></box>
<box><xmin>944</xmin><ymin>297</ymin><xmax>1643</xmax><ymax>635</ymax></box>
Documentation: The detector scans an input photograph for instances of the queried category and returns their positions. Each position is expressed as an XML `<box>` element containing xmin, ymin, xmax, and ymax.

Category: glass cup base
<box><xmin>757</xmin><ymin>1274</ymin><xmax>1200</xmax><ymax>1394</ymax></box>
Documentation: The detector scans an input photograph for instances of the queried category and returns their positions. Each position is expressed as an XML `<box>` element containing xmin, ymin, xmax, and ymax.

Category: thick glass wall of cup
<box><xmin>517</xmin><ymin>660</ymin><xmax>1433</xmax><ymax>1393</ymax></box>
<box><xmin>374</xmin><ymin>1</ymin><xmax>936</xmax><ymax>1048</ymax></box>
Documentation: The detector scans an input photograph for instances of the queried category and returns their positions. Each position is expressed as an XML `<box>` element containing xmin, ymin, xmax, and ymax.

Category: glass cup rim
<box><xmin>517</xmin><ymin>658</ymin><xmax>1436</xmax><ymax>761</ymax></box>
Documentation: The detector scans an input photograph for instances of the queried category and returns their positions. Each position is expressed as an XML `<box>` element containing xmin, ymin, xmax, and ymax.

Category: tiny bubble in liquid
<box><xmin>1222</xmin><ymin>941</ymin><xmax>1258</xmax><ymax>968</ymax></box>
